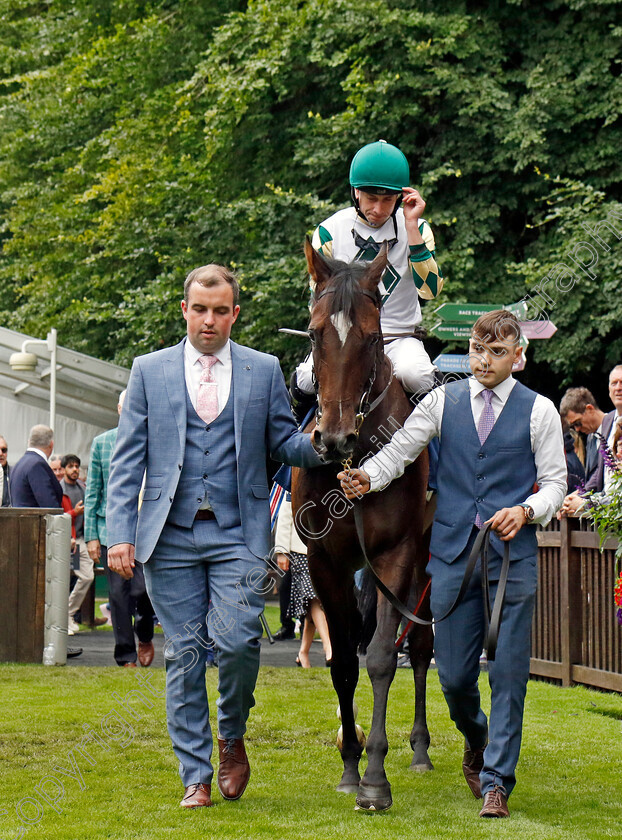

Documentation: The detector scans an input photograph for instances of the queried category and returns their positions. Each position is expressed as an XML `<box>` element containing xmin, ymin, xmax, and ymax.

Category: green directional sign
<box><xmin>430</xmin><ymin>321</ymin><xmax>474</xmax><ymax>340</ymax></box>
<box><xmin>434</xmin><ymin>303</ymin><xmax>503</xmax><ymax>323</ymax></box>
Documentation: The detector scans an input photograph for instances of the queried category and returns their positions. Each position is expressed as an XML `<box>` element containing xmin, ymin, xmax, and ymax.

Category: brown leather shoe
<box><xmin>180</xmin><ymin>783</ymin><xmax>212</xmax><ymax>808</ymax></box>
<box><xmin>217</xmin><ymin>736</ymin><xmax>250</xmax><ymax>800</ymax></box>
<box><xmin>138</xmin><ymin>640</ymin><xmax>155</xmax><ymax>667</ymax></box>
<box><xmin>462</xmin><ymin>740</ymin><xmax>486</xmax><ymax>799</ymax></box>
<box><xmin>123</xmin><ymin>662</ymin><xmax>137</xmax><ymax>668</ymax></box>
<box><xmin>479</xmin><ymin>785</ymin><xmax>509</xmax><ymax>818</ymax></box>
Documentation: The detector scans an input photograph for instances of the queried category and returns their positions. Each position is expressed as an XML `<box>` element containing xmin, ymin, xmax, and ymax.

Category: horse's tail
<box><xmin>356</xmin><ymin>567</ymin><xmax>377</xmax><ymax>655</ymax></box>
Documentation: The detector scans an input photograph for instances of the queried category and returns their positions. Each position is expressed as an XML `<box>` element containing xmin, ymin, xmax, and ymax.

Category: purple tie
<box><xmin>475</xmin><ymin>389</ymin><xmax>495</xmax><ymax>527</ymax></box>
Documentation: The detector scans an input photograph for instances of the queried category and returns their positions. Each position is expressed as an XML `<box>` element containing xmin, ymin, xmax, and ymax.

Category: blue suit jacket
<box><xmin>10</xmin><ymin>451</ymin><xmax>63</xmax><ymax>509</ymax></box>
<box><xmin>106</xmin><ymin>339</ymin><xmax>322</xmax><ymax>562</ymax></box>
<box><xmin>584</xmin><ymin>410</ymin><xmax>616</xmax><ymax>493</ymax></box>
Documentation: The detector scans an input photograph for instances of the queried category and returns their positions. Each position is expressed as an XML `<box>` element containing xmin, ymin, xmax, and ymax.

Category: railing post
<box><xmin>559</xmin><ymin>516</ymin><xmax>583</xmax><ymax>686</ymax></box>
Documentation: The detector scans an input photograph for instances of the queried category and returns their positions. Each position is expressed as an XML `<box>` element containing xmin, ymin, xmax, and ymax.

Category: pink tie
<box><xmin>475</xmin><ymin>389</ymin><xmax>495</xmax><ymax>528</ymax></box>
<box><xmin>197</xmin><ymin>355</ymin><xmax>219</xmax><ymax>424</ymax></box>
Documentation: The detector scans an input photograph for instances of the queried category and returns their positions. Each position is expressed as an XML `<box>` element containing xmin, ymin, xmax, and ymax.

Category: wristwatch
<box><xmin>519</xmin><ymin>503</ymin><xmax>535</xmax><ymax>522</ymax></box>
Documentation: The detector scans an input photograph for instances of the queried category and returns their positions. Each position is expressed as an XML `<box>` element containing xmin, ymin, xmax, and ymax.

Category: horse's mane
<box><xmin>317</xmin><ymin>254</ymin><xmax>381</xmax><ymax>323</ymax></box>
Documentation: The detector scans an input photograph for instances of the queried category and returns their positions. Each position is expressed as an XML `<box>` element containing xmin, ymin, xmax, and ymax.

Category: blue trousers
<box><xmin>143</xmin><ymin>521</ymin><xmax>266</xmax><ymax>786</ymax></box>
<box><xmin>428</xmin><ymin>527</ymin><xmax>537</xmax><ymax>798</ymax></box>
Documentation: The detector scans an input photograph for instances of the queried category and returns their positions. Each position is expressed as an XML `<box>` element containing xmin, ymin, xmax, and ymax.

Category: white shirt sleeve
<box><xmin>525</xmin><ymin>394</ymin><xmax>567</xmax><ymax>524</ymax></box>
<box><xmin>362</xmin><ymin>387</ymin><xmax>445</xmax><ymax>491</ymax></box>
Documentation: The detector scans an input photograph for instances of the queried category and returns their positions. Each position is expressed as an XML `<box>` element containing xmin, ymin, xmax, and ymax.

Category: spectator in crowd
<box><xmin>62</xmin><ymin>454</ymin><xmax>99</xmax><ymax>634</ymax></box>
<box><xmin>563</xmin><ymin>429</ymin><xmax>585</xmax><ymax>494</ymax></box>
<box><xmin>274</xmin><ymin>495</ymin><xmax>331</xmax><ymax>668</ymax></box>
<box><xmin>559</xmin><ymin>387</ymin><xmax>605</xmax><ymax>484</ymax></box>
<box><xmin>84</xmin><ymin>390</ymin><xmax>155</xmax><ymax>667</ymax></box>
<box><xmin>11</xmin><ymin>428</ymin><xmax>82</xmax><ymax>657</ymax></box>
<box><xmin>11</xmin><ymin>425</ymin><xmax>62</xmax><ymax>509</ymax></box>
<box><xmin>560</xmin><ymin>368</ymin><xmax>622</xmax><ymax>516</ymax></box>
<box><xmin>49</xmin><ymin>454</ymin><xmax>65</xmax><ymax>483</ymax></box>
<box><xmin>0</xmin><ymin>435</ymin><xmax>11</xmax><ymax>507</ymax></box>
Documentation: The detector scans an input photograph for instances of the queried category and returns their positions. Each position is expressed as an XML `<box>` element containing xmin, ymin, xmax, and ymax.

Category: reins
<box><xmin>351</xmin><ymin>505</ymin><xmax>510</xmax><ymax>661</ymax></box>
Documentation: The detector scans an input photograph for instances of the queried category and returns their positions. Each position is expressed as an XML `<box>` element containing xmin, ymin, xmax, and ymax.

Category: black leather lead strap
<box><xmin>352</xmin><ymin>505</ymin><xmax>504</xmax><ymax>629</ymax></box>
<box><xmin>480</xmin><ymin>528</ymin><xmax>511</xmax><ymax>662</ymax></box>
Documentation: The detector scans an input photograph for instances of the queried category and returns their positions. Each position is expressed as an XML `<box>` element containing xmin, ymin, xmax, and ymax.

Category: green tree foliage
<box><xmin>0</xmin><ymin>0</ymin><xmax>621</xmax><ymax>393</ymax></box>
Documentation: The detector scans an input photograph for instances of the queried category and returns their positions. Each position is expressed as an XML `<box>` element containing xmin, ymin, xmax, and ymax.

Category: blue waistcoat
<box><xmin>429</xmin><ymin>379</ymin><xmax>538</xmax><ymax>563</ymax></box>
<box><xmin>167</xmin><ymin>385</ymin><xmax>240</xmax><ymax>529</ymax></box>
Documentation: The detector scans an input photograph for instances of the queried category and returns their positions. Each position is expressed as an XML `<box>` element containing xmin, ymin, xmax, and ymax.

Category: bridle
<box><xmin>311</xmin><ymin>285</ymin><xmax>394</xmax><ymax>467</ymax></box>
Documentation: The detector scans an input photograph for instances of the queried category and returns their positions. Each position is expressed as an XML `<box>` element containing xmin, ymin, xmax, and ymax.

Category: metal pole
<box><xmin>48</xmin><ymin>329</ymin><xmax>57</xmax><ymax>433</ymax></box>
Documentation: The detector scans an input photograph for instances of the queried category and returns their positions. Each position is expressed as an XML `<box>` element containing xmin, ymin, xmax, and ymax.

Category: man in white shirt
<box><xmin>339</xmin><ymin>310</ymin><xmax>566</xmax><ymax>819</ymax></box>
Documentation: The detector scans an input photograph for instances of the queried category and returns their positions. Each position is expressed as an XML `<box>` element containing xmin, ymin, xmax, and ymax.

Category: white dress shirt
<box><xmin>604</xmin><ymin>411</ymin><xmax>620</xmax><ymax>494</ymax></box>
<box><xmin>28</xmin><ymin>447</ymin><xmax>50</xmax><ymax>462</ymax></box>
<box><xmin>184</xmin><ymin>338</ymin><xmax>232</xmax><ymax>419</ymax></box>
<box><xmin>363</xmin><ymin>375</ymin><xmax>567</xmax><ymax>525</ymax></box>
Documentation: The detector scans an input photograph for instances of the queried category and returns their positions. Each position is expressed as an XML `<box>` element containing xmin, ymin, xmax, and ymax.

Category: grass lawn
<box><xmin>1</xmin><ymin>664</ymin><xmax>621</xmax><ymax>840</ymax></box>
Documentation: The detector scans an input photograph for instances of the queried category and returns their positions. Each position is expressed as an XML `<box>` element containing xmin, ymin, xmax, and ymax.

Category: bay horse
<box><xmin>291</xmin><ymin>240</ymin><xmax>434</xmax><ymax>812</ymax></box>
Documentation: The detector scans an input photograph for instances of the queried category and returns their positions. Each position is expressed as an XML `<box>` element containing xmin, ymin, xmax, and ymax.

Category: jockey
<box><xmin>294</xmin><ymin>139</ymin><xmax>443</xmax><ymax>411</ymax></box>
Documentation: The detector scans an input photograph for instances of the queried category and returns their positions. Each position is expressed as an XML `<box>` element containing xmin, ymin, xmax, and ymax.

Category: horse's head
<box><xmin>304</xmin><ymin>238</ymin><xmax>387</xmax><ymax>463</ymax></box>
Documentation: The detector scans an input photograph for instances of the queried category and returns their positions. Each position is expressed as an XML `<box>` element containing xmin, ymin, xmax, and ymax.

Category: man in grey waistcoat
<box><xmin>339</xmin><ymin>310</ymin><xmax>566</xmax><ymax>818</ymax></box>
<box><xmin>107</xmin><ymin>264</ymin><xmax>322</xmax><ymax>809</ymax></box>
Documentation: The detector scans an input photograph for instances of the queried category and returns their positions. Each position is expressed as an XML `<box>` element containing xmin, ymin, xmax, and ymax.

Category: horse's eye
<box><xmin>370</xmin><ymin>334</ymin><xmax>381</xmax><ymax>345</ymax></box>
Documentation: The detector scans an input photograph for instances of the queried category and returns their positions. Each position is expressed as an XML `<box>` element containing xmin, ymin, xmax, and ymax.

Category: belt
<box><xmin>194</xmin><ymin>509</ymin><xmax>216</xmax><ymax>521</ymax></box>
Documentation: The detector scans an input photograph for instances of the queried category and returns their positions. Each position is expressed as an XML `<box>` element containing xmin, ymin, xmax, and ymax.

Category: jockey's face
<box><xmin>355</xmin><ymin>189</ymin><xmax>400</xmax><ymax>228</ymax></box>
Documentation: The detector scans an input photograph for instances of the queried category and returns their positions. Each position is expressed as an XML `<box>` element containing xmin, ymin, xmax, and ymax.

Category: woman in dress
<box><xmin>274</xmin><ymin>494</ymin><xmax>332</xmax><ymax>667</ymax></box>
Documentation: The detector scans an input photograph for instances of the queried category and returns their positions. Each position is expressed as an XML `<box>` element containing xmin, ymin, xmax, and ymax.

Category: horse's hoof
<box><xmin>355</xmin><ymin>785</ymin><xmax>392</xmax><ymax>813</ymax></box>
<box><xmin>336</xmin><ymin>782</ymin><xmax>360</xmax><ymax>794</ymax></box>
<box><xmin>410</xmin><ymin>760</ymin><xmax>434</xmax><ymax>773</ymax></box>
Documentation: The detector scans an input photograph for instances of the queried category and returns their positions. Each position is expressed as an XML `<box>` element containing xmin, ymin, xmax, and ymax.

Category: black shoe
<box><xmin>273</xmin><ymin>626</ymin><xmax>295</xmax><ymax>641</ymax></box>
<box><xmin>67</xmin><ymin>647</ymin><xmax>83</xmax><ymax>658</ymax></box>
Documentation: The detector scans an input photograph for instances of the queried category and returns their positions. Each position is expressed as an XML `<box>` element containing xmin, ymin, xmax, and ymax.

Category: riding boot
<box><xmin>289</xmin><ymin>371</ymin><xmax>317</xmax><ymax>427</ymax></box>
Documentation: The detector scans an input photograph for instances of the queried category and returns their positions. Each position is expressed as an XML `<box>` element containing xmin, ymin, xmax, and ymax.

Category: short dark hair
<box><xmin>61</xmin><ymin>454</ymin><xmax>80</xmax><ymax>469</ymax></box>
<box><xmin>560</xmin><ymin>387</ymin><xmax>599</xmax><ymax>418</ymax></box>
<box><xmin>183</xmin><ymin>264</ymin><xmax>240</xmax><ymax>306</ymax></box>
<box><xmin>472</xmin><ymin>310</ymin><xmax>521</xmax><ymax>347</ymax></box>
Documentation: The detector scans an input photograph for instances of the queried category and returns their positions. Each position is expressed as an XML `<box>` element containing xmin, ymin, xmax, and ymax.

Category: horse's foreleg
<box><xmin>408</xmin><ymin>619</ymin><xmax>434</xmax><ymax>772</ymax></box>
<box><xmin>356</xmin><ymin>594</ymin><xmax>400</xmax><ymax>812</ymax></box>
<box><xmin>409</xmin><ymin>537</ymin><xmax>434</xmax><ymax>772</ymax></box>
<box><xmin>310</xmin><ymin>557</ymin><xmax>362</xmax><ymax>794</ymax></box>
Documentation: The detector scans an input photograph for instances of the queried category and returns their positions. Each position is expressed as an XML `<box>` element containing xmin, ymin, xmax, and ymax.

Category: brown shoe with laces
<box><xmin>180</xmin><ymin>783</ymin><xmax>212</xmax><ymax>808</ymax></box>
<box><xmin>462</xmin><ymin>740</ymin><xmax>486</xmax><ymax>799</ymax></box>
<box><xmin>217</xmin><ymin>736</ymin><xmax>250</xmax><ymax>800</ymax></box>
<box><xmin>479</xmin><ymin>785</ymin><xmax>509</xmax><ymax>818</ymax></box>
<box><xmin>138</xmin><ymin>640</ymin><xmax>155</xmax><ymax>667</ymax></box>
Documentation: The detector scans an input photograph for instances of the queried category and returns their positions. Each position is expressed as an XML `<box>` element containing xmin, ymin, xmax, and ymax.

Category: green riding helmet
<box><xmin>349</xmin><ymin>140</ymin><xmax>410</xmax><ymax>195</ymax></box>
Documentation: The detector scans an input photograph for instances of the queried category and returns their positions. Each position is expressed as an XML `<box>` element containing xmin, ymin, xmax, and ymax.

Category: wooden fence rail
<box><xmin>531</xmin><ymin>516</ymin><xmax>622</xmax><ymax>692</ymax></box>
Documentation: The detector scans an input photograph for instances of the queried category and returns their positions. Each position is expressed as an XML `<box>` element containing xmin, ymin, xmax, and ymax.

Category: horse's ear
<box><xmin>304</xmin><ymin>237</ymin><xmax>332</xmax><ymax>293</ymax></box>
<box><xmin>360</xmin><ymin>244</ymin><xmax>388</xmax><ymax>293</ymax></box>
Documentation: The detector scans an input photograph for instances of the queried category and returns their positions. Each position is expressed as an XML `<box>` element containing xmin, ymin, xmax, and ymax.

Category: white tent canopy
<box><xmin>0</xmin><ymin>326</ymin><xmax>129</xmax><ymax>466</ymax></box>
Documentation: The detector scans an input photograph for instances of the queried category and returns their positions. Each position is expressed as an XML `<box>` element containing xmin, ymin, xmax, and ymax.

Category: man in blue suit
<box><xmin>339</xmin><ymin>311</ymin><xmax>566</xmax><ymax>819</ymax></box>
<box><xmin>107</xmin><ymin>264</ymin><xmax>322</xmax><ymax>810</ymax></box>
<box><xmin>11</xmin><ymin>425</ymin><xmax>63</xmax><ymax>509</ymax></box>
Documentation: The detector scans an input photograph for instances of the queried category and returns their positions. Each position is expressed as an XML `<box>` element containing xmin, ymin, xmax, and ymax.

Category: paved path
<box><xmin>66</xmin><ymin>629</ymin><xmax>335</xmax><ymax>668</ymax></box>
